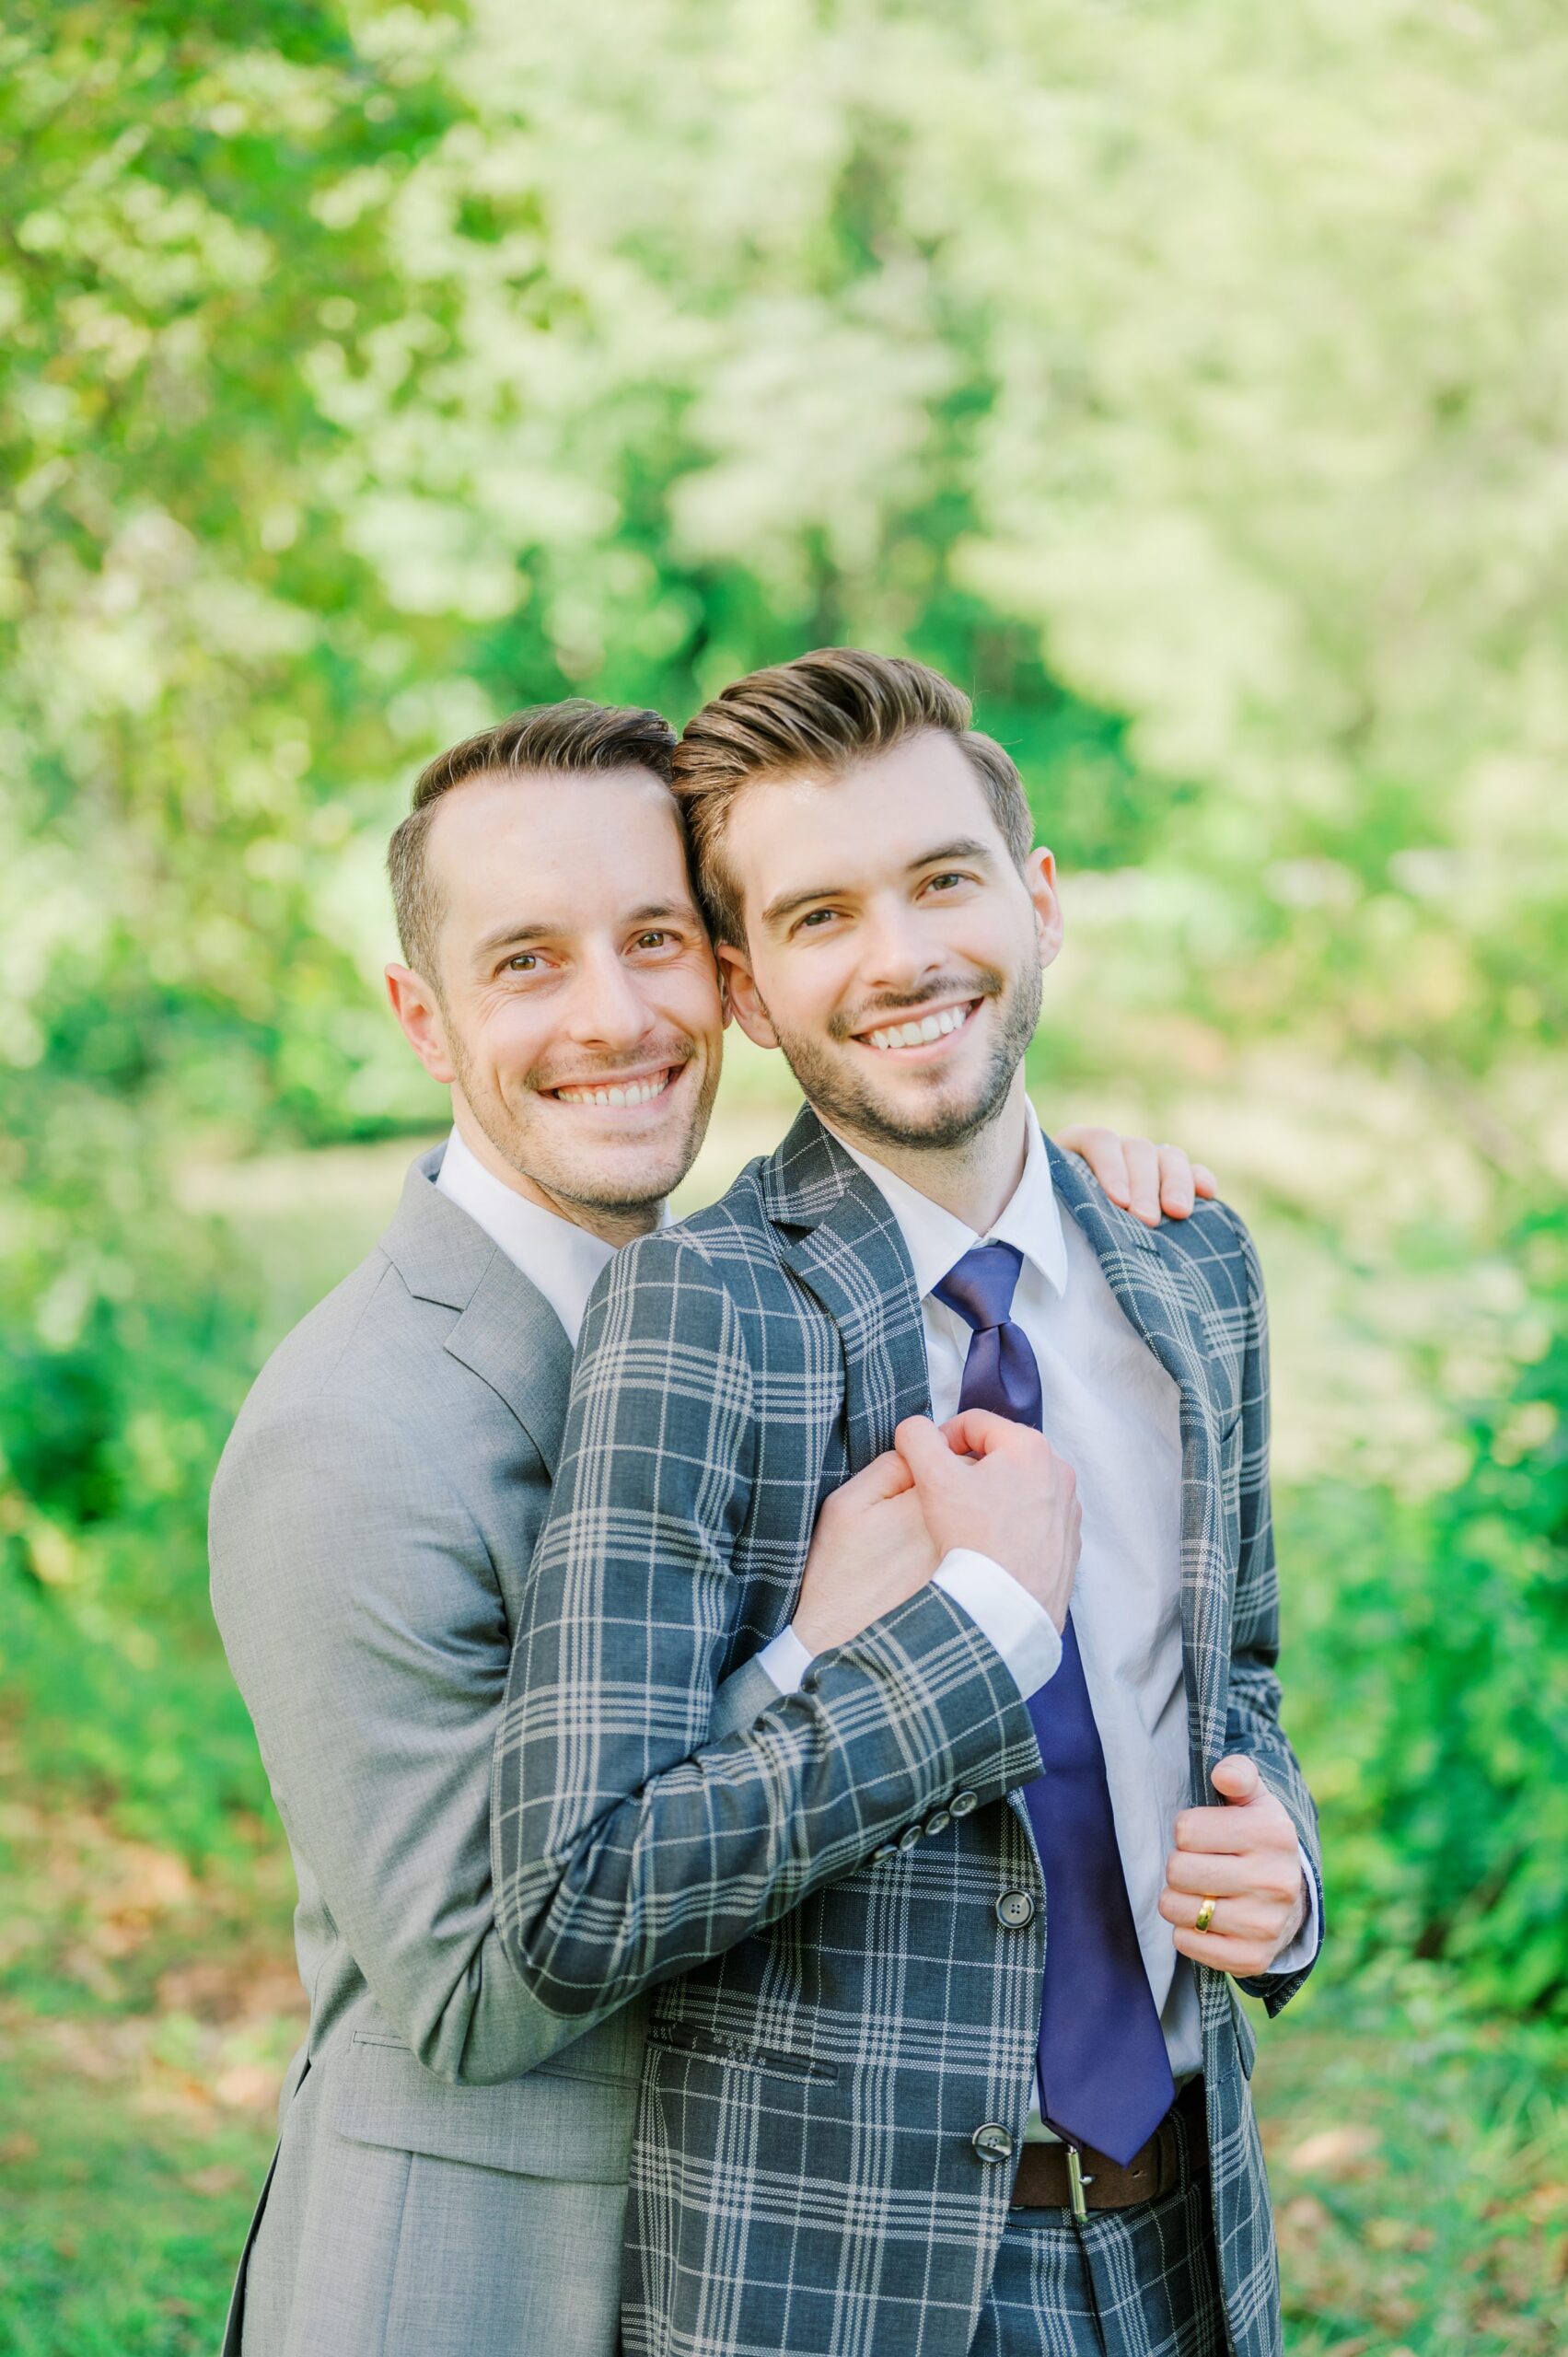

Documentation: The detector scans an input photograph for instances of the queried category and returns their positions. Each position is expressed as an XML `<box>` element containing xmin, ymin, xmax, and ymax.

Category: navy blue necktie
<box><xmin>934</xmin><ymin>1241</ymin><xmax>1175</xmax><ymax>2166</ymax></box>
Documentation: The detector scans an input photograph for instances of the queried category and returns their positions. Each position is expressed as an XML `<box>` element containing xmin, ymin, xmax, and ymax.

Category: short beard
<box><xmin>446</xmin><ymin>1028</ymin><xmax>712</xmax><ymax>1216</ymax></box>
<box><xmin>770</xmin><ymin>959</ymin><xmax>1043</xmax><ymax>1155</ymax></box>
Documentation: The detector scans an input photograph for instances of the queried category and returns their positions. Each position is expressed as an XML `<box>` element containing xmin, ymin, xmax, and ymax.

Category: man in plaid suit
<box><xmin>494</xmin><ymin>651</ymin><xmax>1322</xmax><ymax>2357</ymax></box>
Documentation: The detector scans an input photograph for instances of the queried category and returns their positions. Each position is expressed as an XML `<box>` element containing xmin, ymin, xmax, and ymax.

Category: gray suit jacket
<box><xmin>494</xmin><ymin>1109</ymin><xmax>1322</xmax><ymax>2357</ymax></box>
<box><xmin>209</xmin><ymin>1149</ymin><xmax>775</xmax><ymax>2357</ymax></box>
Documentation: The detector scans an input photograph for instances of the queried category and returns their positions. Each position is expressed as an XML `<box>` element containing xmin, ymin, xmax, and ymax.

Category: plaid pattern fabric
<box><xmin>971</xmin><ymin>2095</ymin><xmax>1225</xmax><ymax>2357</ymax></box>
<box><xmin>493</xmin><ymin>1109</ymin><xmax>1320</xmax><ymax>2357</ymax></box>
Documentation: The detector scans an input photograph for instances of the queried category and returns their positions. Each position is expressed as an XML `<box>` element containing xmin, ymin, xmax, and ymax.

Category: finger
<box><xmin>1192</xmin><ymin>1163</ymin><xmax>1219</xmax><ymax>1200</ymax></box>
<box><xmin>893</xmin><ymin>1416</ymin><xmax>954</xmax><ymax>1486</ymax></box>
<box><xmin>1121</xmin><ymin>1136</ymin><xmax>1162</xmax><ymax>1227</ymax></box>
<box><xmin>1056</xmin><ymin>1125</ymin><xmax>1132</xmax><ymax>1210</ymax></box>
<box><xmin>1159</xmin><ymin>1889</ymin><xmax>1283</xmax><ymax>1942</ymax></box>
<box><xmin>1162</xmin><ymin>1852</ymin><xmax>1258</xmax><ymax>1898</ymax></box>
<box><xmin>829</xmin><ymin>1450</ymin><xmax>916</xmax><ymax>1509</ymax></box>
<box><xmin>1211</xmin><ymin>1755</ymin><xmax>1262</xmax><ymax>1805</ymax></box>
<box><xmin>1171</xmin><ymin>1805</ymin><xmax>1262</xmax><ymax>1856</ymax></box>
<box><xmin>1169</xmin><ymin>1925</ymin><xmax>1275</xmax><ymax>1975</ymax></box>
<box><xmin>933</xmin><ymin>1408</ymin><xmax>1041</xmax><ymax>1462</ymax></box>
<box><xmin>1156</xmin><ymin>1144</ymin><xmax>1196</xmax><ymax>1221</ymax></box>
<box><xmin>854</xmin><ymin>1448</ymin><xmax>917</xmax><ymax>1501</ymax></box>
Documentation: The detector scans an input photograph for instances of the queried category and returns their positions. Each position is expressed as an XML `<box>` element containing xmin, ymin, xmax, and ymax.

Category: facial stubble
<box><xmin>445</xmin><ymin>1025</ymin><xmax>720</xmax><ymax>1216</ymax></box>
<box><xmin>764</xmin><ymin>958</ymin><xmax>1044</xmax><ymax>1155</ymax></box>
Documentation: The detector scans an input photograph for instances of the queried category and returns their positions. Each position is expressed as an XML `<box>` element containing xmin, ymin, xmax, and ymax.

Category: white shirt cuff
<box><xmin>934</xmin><ymin>1550</ymin><xmax>1062</xmax><ymax>1700</ymax></box>
<box><xmin>754</xmin><ymin>1551</ymin><xmax>1062</xmax><ymax>1703</ymax></box>
<box><xmin>1270</xmin><ymin>1843</ymin><xmax>1322</xmax><ymax>1973</ymax></box>
<box><xmin>755</xmin><ymin>1621</ymin><xmax>814</xmax><ymax>1696</ymax></box>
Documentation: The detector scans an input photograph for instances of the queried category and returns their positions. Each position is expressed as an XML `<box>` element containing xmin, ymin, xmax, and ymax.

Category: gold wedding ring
<box><xmin>1194</xmin><ymin>1896</ymin><xmax>1218</xmax><ymax>1933</ymax></box>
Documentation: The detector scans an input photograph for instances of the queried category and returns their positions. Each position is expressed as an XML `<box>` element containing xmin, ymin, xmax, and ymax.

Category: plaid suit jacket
<box><xmin>494</xmin><ymin>1109</ymin><xmax>1321</xmax><ymax>2357</ymax></box>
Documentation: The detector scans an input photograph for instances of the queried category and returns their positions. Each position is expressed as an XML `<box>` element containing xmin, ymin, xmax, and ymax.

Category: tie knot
<box><xmin>933</xmin><ymin>1240</ymin><xmax>1024</xmax><ymax>1334</ymax></box>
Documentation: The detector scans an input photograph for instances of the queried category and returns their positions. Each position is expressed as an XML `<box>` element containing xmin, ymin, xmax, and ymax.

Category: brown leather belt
<box><xmin>1011</xmin><ymin>2078</ymin><xmax>1207</xmax><ymax>2213</ymax></box>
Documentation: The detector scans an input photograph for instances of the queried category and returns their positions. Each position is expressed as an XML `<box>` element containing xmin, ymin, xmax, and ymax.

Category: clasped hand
<box><xmin>1157</xmin><ymin>1756</ymin><xmax>1307</xmax><ymax>1977</ymax></box>
<box><xmin>792</xmin><ymin>1409</ymin><xmax>1081</xmax><ymax>1654</ymax></box>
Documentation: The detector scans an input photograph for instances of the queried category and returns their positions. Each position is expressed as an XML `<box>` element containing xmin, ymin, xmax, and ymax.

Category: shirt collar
<box><xmin>433</xmin><ymin>1124</ymin><xmax>617</xmax><ymax>1346</ymax></box>
<box><xmin>827</xmin><ymin>1108</ymin><xmax>1070</xmax><ymax>1304</ymax></box>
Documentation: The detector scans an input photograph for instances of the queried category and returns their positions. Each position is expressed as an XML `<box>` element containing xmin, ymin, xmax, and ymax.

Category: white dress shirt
<box><xmin>435</xmin><ymin>1124</ymin><xmax>617</xmax><ymax>1345</ymax></box>
<box><xmin>761</xmin><ymin>1112</ymin><xmax>1318</xmax><ymax>2096</ymax></box>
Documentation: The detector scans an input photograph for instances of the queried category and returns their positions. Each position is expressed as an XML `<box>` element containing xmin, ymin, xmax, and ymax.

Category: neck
<box><xmin>450</xmin><ymin>1100</ymin><xmax>665</xmax><ymax>1248</ymax></box>
<box><xmin>833</xmin><ymin>1073</ymin><xmax>1033</xmax><ymax>1233</ymax></box>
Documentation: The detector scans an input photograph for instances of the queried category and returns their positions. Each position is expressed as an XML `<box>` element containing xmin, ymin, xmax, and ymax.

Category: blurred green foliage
<box><xmin>2</xmin><ymin>6</ymin><xmax>1565</xmax><ymax>2255</ymax></box>
<box><xmin>1285</xmin><ymin>1204</ymin><xmax>1568</xmax><ymax>2014</ymax></box>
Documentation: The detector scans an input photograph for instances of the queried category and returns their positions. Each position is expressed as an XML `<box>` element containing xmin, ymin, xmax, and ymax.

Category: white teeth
<box><xmin>554</xmin><ymin>1072</ymin><xmax>671</xmax><ymax>1106</ymax></box>
<box><xmin>863</xmin><ymin>1004</ymin><xmax>972</xmax><ymax>1051</ymax></box>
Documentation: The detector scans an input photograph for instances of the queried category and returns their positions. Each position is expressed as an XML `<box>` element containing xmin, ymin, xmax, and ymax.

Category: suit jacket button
<box><xmin>995</xmin><ymin>1889</ymin><xmax>1035</xmax><ymax>1929</ymax></box>
<box><xmin>872</xmin><ymin>1842</ymin><xmax>899</xmax><ymax>1863</ymax></box>
<box><xmin>949</xmin><ymin>1790</ymin><xmax>980</xmax><ymax>1818</ymax></box>
<box><xmin>898</xmin><ymin>1824</ymin><xmax>923</xmax><ymax>1852</ymax></box>
<box><xmin>971</xmin><ymin>2122</ymin><xmax>1015</xmax><ymax>2164</ymax></box>
<box><xmin>924</xmin><ymin>1809</ymin><xmax>951</xmax><ymax>1838</ymax></box>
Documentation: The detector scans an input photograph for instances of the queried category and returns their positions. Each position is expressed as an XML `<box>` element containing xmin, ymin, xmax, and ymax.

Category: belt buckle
<box><xmin>1066</xmin><ymin>2144</ymin><xmax>1095</xmax><ymax>2225</ymax></box>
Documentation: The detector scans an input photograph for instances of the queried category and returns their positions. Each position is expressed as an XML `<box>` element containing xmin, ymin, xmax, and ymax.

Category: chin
<box><xmin>553</xmin><ymin>1131</ymin><xmax>698</xmax><ymax>1210</ymax></box>
<box><xmin>855</xmin><ymin>1064</ymin><xmax>1013</xmax><ymax>1151</ymax></box>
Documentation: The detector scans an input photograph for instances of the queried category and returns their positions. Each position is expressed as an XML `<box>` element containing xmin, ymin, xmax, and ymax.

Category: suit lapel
<box><xmin>1044</xmin><ymin>1134</ymin><xmax>1233</xmax><ymax>1786</ymax></box>
<box><xmin>759</xmin><ymin>1112</ymin><xmax>1235</xmax><ymax>1776</ymax></box>
<box><xmin>380</xmin><ymin>1149</ymin><xmax>575</xmax><ymax>1476</ymax></box>
<box><xmin>442</xmin><ymin>1268</ymin><xmax>573</xmax><ymax>1476</ymax></box>
<box><xmin>763</xmin><ymin>1108</ymin><xmax>931</xmax><ymax>1471</ymax></box>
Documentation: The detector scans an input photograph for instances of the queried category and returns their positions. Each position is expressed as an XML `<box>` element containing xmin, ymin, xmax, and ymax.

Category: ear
<box><xmin>1025</xmin><ymin>847</ymin><xmax>1063</xmax><ymax>972</ymax></box>
<box><xmin>714</xmin><ymin>939</ymin><xmax>780</xmax><ymax>1051</ymax></box>
<box><xmin>386</xmin><ymin>962</ymin><xmax>456</xmax><ymax>1086</ymax></box>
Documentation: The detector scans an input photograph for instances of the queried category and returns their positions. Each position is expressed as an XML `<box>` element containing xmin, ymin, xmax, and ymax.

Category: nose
<box><xmin>563</xmin><ymin>941</ymin><xmax>651</xmax><ymax>1053</ymax></box>
<box><xmin>856</xmin><ymin>893</ymin><xmax>946</xmax><ymax>1000</ymax></box>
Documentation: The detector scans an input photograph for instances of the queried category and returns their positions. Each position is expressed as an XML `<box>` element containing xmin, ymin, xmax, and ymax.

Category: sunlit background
<box><xmin>3</xmin><ymin>6</ymin><xmax>1564</xmax><ymax>2349</ymax></box>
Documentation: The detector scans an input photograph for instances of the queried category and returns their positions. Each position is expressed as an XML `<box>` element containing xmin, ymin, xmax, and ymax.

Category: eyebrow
<box><xmin>471</xmin><ymin>901</ymin><xmax>695</xmax><ymax>965</ymax></box>
<box><xmin>759</xmin><ymin>839</ymin><xmax>997</xmax><ymax>934</ymax></box>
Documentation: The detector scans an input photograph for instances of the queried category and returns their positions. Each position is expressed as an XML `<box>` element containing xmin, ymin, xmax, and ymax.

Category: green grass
<box><xmin>1259</xmin><ymin>1971</ymin><xmax>1566</xmax><ymax>2353</ymax></box>
<box><xmin>1</xmin><ymin>1773</ymin><xmax>1562</xmax><ymax>2353</ymax></box>
<box><xmin>0</xmin><ymin>1791</ymin><xmax>296</xmax><ymax>2357</ymax></box>
<box><xmin>0</xmin><ymin>2044</ymin><xmax>273</xmax><ymax>2356</ymax></box>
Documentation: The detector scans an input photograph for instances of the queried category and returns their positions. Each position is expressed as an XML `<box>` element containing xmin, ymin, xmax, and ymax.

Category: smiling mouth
<box><xmin>545</xmin><ymin>1066</ymin><xmax>679</xmax><ymax>1109</ymax></box>
<box><xmin>854</xmin><ymin>999</ymin><xmax>981</xmax><ymax>1054</ymax></box>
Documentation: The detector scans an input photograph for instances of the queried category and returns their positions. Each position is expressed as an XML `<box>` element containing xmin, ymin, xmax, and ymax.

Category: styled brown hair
<box><xmin>388</xmin><ymin>699</ymin><xmax>677</xmax><ymax>982</ymax></box>
<box><xmin>670</xmin><ymin>648</ymin><xmax>1034</xmax><ymax>944</ymax></box>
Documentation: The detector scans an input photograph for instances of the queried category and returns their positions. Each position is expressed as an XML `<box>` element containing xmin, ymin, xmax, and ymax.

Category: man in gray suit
<box><xmin>210</xmin><ymin>694</ymin><xmax>1202</xmax><ymax>2356</ymax></box>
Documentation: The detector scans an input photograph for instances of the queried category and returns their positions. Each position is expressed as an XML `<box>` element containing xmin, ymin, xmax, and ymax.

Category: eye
<box><xmin>633</xmin><ymin>930</ymin><xmax>673</xmax><ymax>950</ymax></box>
<box><xmin>796</xmin><ymin>907</ymin><xmax>840</xmax><ymax>932</ymax></box>
<box><xmin>505</xmin><ymin>952</ymin><xmax>540</xmax><ymax>973</ymax></box>
<box><xmin>924</xmin><ymin>872</ymin><xmax>968</xmax><ymax>894</ymax></box>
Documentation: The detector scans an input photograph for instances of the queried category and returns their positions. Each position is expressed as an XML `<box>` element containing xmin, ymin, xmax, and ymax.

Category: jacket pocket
<box><xmin>331</xmin><ymin>2033</ymin><xmax>637</xmax><ymax>2184</ymax></box>
<box><xmin>645</xmin><ymin>2020</ymin><xmax>839</xmax><ymax>2084</ymax></box>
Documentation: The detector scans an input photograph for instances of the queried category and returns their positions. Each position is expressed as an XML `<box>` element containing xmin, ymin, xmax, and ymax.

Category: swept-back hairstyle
<box><xmin>669</xmin><ymin>647</ymin><xmax>1033</xmax><ymax>944</ymax></box>
<box><xmin>388</xmin><ymin>700</ymin><xmax>677</xmax><ymax>981</ymax></box>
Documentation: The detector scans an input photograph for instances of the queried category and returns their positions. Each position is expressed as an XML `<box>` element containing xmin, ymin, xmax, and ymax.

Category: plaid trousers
<box><xmin>970</xmin><ymin>2096</ymin><xmax>1224</xmax><ymax>2357</ymax></box>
